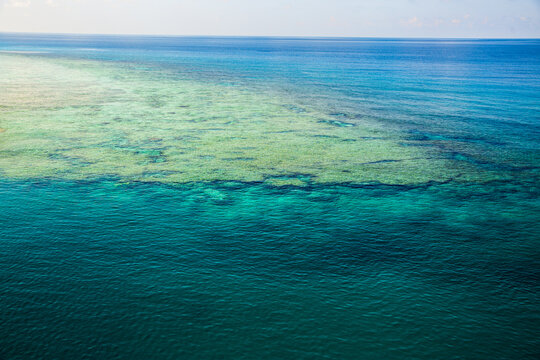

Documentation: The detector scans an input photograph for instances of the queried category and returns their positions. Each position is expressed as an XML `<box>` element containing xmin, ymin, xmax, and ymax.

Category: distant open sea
<box><xmin>0</xmin><ymin>34</ymin><xmax>539</xmax><ymax>359</ymax></box>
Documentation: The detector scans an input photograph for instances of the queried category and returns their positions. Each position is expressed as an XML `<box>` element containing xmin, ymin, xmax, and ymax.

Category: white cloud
<box><xmin>403</xmin><ymin>16</ymin><xmax>423</xmax><ymax>27</ymax></box>
<box><xmin>4</xmin><ymin>0</ymin><xmax>31</xmax><ymax>7</ymax></box>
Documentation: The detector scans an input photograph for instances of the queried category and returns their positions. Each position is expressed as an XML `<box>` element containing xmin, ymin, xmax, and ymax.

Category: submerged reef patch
<box><xmin>0</xmin><ymin>54</ymin><xmax>512</xmax><ymax>186</ymax></box>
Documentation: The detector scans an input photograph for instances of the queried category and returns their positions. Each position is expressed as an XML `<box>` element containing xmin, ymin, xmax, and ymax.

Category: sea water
<box><xmin>0</xmin><ymin>34</ymin><xmax>539</xmax><ymax>359</ymax></box>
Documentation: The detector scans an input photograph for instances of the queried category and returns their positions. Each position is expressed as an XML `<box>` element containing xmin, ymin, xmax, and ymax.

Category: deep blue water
<box><xmin>1</xmin><ymin>34</ymin><xmax>539</xmax><ymax>359</ymax></box>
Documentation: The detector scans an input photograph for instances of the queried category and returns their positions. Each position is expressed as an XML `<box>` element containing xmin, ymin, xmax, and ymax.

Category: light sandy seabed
<box><xmin>0</xmin><ymin>54</ymin><xmax>507</xmax><ymax>186</ymax></box>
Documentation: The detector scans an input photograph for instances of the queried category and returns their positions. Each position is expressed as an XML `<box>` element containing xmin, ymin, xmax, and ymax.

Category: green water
<box><xmin>0</xmin><ymin>36</ymin><xmax>539</xmax><ymax>359</ymax></box>
<box><xmin>1</xmin><ymin>179</ymin><xmax>538</xmax><ymax>359</ymax></box>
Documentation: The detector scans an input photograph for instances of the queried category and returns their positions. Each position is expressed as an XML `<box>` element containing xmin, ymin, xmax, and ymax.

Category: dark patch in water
<box><xmin>133</xmin><ymin>149</ymin><xmax>167</xmax><ymax>163</ymax></box>
<box><xmin>408</xmin><ymin>130</ymin><xmax>505</xmax><ymax>146</ymax></box>
<box><xmin>146</xmin><ymin>95</ymin><xmax>167</xmax><ymax>108</ymax></box>
<box><xmin>284</xmin><ymin>104</ymin><xmax>307</xmax><ymax>113</ymax></box>
<box><xmin>174</xmin><ymin>135</ymin><xmax>200</xmax><ymax>141</ymax></box>
<box><xmin>329</xmin><ymin>112</ymin><xmax>356</xmax><ymax>118</ymax></box>
<box><xmin>312</xmin><ymin>134</ymin><xmax>340</xmax><ymax>139</ymax></box>
<box><xmin>48</xmin><ymin>152</ymin><xmax>93</xmax><ymax>166</ymax></box>
<box><xmin>363</xmin><ymin>159</ymin><xmax>402</xmax><ymax>165</ymax></box>
<box><xmin>319</xmin><ymin>119</ymin><xmax>355</xmax><ymax>127</ymax></box>
<box><xmin>199</xmin><ymin>155</ymin><xmax>215</xmax><ymax>160</ymax></box>
<box><xmin>450</xmin><ymin>151</ymin><xmax>540</xmax><ymax>172</ymax></box>
<box><xmin>223</xmin><ymin>157</ymin><xmax>256</xmax><ymax>161</ymax></box>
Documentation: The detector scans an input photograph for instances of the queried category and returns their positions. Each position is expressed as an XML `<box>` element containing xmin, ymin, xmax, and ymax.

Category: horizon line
<box><xmin>1</xmin><ymin>30</ymin><xmax>539</xmax><ymax>41</ymax></box>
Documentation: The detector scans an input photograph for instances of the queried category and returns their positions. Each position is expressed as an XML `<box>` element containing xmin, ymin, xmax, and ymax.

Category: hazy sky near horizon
<box><xmin>0</xmin><ymin>0</ymin><xmax>539</xmax><ymax>38</ymax></box>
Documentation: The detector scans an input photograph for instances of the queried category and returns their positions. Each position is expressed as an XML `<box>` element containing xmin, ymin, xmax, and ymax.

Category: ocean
<box><xmin>0</xmin><ymin>34</ymin><xmax>539</xmax><ymax>359</ymax></box>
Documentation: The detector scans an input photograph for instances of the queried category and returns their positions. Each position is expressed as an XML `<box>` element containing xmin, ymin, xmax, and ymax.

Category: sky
<box><xmin>0</xmin><ymin>0</ymin><xmax>539</xmax><ymax>38</ymax></box>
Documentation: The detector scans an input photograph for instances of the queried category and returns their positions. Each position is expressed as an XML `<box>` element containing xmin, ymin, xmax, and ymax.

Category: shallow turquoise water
<box><xmin>0</xmin><ymin>35</ymin><xmax>539</xmax><ymax>359</ymax></box>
